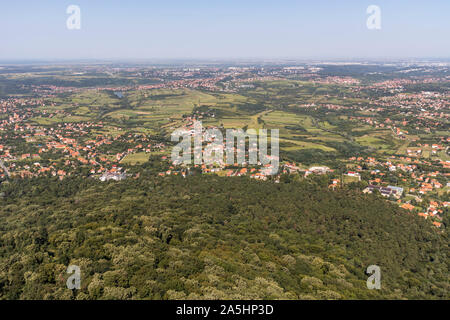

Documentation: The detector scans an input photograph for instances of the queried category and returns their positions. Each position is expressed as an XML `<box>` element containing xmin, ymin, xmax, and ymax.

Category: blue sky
<box><xmin>1</xmin><ymin>0</ymin><xmax>449</xmax><ymax>60</ymax></box>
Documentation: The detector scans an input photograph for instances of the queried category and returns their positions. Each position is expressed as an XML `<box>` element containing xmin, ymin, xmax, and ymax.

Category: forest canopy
<box><xmin>0</xmin><ymin>175</ymin><xmax>448</xmax><ymax>300</ymax></box>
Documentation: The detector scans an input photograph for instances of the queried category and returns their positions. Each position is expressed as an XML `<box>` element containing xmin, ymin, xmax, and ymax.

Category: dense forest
<box><xmin>0</xmin><ymin>174</ymin><xmax>448</xmax><ymax>300</ymax></box>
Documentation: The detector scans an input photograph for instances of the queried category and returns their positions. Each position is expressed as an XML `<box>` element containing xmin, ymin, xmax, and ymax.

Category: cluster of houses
<box><xmin>363</xmin><ymin>185</ymin><xmax>404</xmax><ymax>199</ymax></box>
<box><xmin>0</xmin><ymin>97</ymin><xmax>167</xmax><ymax>180</ymax></box>
<box><xmin>345</xmin><ymin>155</ymin><xmax>448</xmax><ymax>227</ymax></box>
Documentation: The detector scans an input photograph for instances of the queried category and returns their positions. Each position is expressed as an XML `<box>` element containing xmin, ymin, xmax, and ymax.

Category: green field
<box><xmin>120</xmin><ymin>152</ymin><xmax>150</xmax><ymax>165</ymax></box>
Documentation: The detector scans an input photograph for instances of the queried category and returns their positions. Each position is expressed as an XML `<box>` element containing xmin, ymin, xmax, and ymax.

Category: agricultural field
<box><xmin>27</xmin><ymin>80</ymin><xmax>436</xmax><ymax>162</ymax></box>
<box><xmin>120</xmin><ymin>152</ymin><xmax>150</xmax><ymax>165</ymax></box>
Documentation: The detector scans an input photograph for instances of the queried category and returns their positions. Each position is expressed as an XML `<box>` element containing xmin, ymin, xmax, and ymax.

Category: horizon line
<box><xmin>1</xmin><ymin>57</ymin><xmax>450</xmax><ymax>65</ymax></box>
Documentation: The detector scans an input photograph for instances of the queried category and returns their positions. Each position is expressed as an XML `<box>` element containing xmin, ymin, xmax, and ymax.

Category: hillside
<box><xmin>0</xmin><ymin>174</ymin><xmax>448</xmax><ymax>300</ymax></box>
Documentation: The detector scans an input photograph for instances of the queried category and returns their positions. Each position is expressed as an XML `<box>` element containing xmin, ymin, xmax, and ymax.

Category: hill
<box><xmin>0</xmin><ymin>174</ymin><xmax>448</xmax><ymax>299</ymax></box>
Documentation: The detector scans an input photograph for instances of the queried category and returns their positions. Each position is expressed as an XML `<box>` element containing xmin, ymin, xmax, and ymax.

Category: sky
<box><xmin>1</xmin><ymin>0</ymin><xmax>449</xmax><ymax>61</ymax></box>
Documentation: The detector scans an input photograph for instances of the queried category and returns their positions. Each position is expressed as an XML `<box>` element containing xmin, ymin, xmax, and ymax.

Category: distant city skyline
<box><xmin>1</xmin><ymin>0</ymin><xmax>450</xmax><ymax>60</ymax></box>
